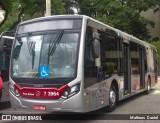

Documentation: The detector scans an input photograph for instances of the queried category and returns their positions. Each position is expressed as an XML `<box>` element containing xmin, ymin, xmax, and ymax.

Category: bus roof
<box><xmin>83</xmin><ymin>15</ymin><xmax>156</xmax><ymax>50</ymax></box>
<box><xmin>18</xmin><ymin>15</ymin><xmax>156</xmax><ymax>50</ymax></box>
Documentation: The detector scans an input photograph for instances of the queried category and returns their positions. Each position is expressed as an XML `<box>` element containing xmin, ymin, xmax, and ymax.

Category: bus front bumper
<box><xmin>9</xmin><ymin>90</ymin><xmax>85</xmax><ymax>113</ymax></box>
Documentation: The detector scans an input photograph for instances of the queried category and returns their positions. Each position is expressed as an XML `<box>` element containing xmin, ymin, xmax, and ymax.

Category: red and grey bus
<box><xmin>0</xmin><ymin>32</ymin><xmax>14</xmax><ymax>102</ymax></box>
<box><xmin>9</xmin><ymin>15</ymin><xmax>157</xmax><ymax>112</ymax></box>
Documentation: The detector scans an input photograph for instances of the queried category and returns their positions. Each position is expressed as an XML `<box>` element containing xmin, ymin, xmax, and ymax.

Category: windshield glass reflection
<box><xmin>12</xmin><ymin>32</ymin><xmax>79</xmax><ymax>78</ymax></box>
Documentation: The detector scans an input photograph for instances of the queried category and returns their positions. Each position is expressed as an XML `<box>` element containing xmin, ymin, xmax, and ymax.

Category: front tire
<box><xmin>108</xmin><ymin>84</ymin><xmax>117</xmax><ymax>112</ymax></box>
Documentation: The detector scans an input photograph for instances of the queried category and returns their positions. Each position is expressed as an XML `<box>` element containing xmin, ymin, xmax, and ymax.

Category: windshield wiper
<box><xmin>26</xmin><ymin>33</ymin><xmax>36</xmax><ymax>69</ymax></box>
<box><xmin>31</xmin><ymin>45</ymin><xmax>35</xmax><ymax>69</ymax></box>
<box><xmin>48</xmin><ymin>30</ymin><xmax>64</xmax><ymax>56</ymax></box>
<box><xmin>27</xmin><ymin>33</ymin><xmax>35</xmax><ymax>56</ymax></box>
<box><xmin>13</xmin><ymin>37</ymin><xmax>23</xmax><ymax>60</ymax></box>
<box><xmin>47</xmin><ymin>30</ymin><xmax>64</xmax><ymax>66</ymax></box>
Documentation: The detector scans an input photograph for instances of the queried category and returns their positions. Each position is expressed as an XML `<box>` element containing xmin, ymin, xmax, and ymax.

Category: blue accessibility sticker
<box><xmin>40</xmin><ymin>66</ymin><xmax>50</xmax><ymax>78</ymax></box>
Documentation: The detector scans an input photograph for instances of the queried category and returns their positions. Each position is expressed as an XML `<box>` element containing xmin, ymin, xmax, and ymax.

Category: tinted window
<box><xmin>84</xmin><ymin>27</ymin><xmax>97</xmax><ymax>88</ymax></box>
<box><xmin>130</xmin><ymin>42</ymin><xmax>140</xmax><ymax>74</ymax></box>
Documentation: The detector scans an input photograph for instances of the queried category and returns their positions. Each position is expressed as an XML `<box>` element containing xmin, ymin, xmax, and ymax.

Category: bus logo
<box><xmin>36</xmin><ymin>91</ymin><xmax>41</xmax><ymax>97</ymax></box>
<box><xmin>40</xmin><ymin>66</ymin><xmax>50</xmax><ymax>78</ymax></box>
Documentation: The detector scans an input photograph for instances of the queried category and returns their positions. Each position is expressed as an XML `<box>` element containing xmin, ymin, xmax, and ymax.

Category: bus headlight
<box><xmin>9</xmin><ymin>83</ymin><xmax>14</xmax><ymax>93</ymax></box>
<box><xmin>62</xmin><ymin>91</ymin><xmax>69</xmax><ymax>99</ymax></box>
<box><xmin>61</xmin><ymin>84</ymin><xmax>80</xmax><ymax>99</ymax></box>
<box><xmin>15</xmin><ymin>89</ymin><xmax>20</xmax><ymax>97</ymax></box>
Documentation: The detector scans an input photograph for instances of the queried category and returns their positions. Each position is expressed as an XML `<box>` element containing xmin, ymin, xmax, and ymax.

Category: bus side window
<box><xmin>130</xmin><ymin>42</ymin><xmax>140</xmax><ymax>75</ymax></box>
<box><xmin>84</xmin><ymin>26</ymin><xmax>97</xmax><ymax>88</ymax></box>
<box><xmin>101</xmin><ymin>34</ymin><xmax>121</xmax><ymax>77</ymax></box>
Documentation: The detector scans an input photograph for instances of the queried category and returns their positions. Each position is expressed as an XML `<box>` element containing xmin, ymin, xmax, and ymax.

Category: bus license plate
<box><xmin>34</xmin><ymin>105</ymin><xmax>46</xmax><ymax>111</ymax></box>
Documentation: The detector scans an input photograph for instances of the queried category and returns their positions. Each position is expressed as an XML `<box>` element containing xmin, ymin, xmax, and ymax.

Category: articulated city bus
<box><xmin>9</xmin><ymin>15</ymin><xmax>157</xmax><ymax>112</ymax></box>
<box><xmin>0</xmin><ymin>32</ymin><xmax>14</xmax><ymax>102</ymax></box>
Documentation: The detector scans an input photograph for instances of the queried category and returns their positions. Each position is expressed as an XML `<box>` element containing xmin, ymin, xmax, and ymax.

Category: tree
<box><xmin>0</xmin><ymin>0</ymin><xmax>66</xmax><ymax>32</ymax></box>
<box><xmin>0</xmin><ymin>0</ymin><xmax>44</xmax><ymax>32</ymax></box>
<box><xmin>1</xmin><ymin>0</ymin><xmax>160</xmax><ymax>40</ymax></box>
<box><xmin>67</xmin><ymin>0</ymin><xmax>160</xmax><ymax>40</ymax></box>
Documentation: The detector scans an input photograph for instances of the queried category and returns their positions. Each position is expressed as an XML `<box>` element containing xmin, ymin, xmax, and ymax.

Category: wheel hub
<box><xmin>148</xmin><ymin>84</ymin><xmax>150</xmax><ymax>91</ymax></box>
<box><xmin>110</xmin><ymin>91</ymin><xmax>116</xmax><ymax>105</ymax></box>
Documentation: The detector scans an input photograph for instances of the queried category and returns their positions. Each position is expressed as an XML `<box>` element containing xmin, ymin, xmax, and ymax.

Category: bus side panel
<box><xmin>83</xmin><ymin>81</ymin><xmax>110</xmax><ymax>112</ymax></box>
<box><xmin>61</xmin><ymin>91</ymin><xmax>84</xmax><ymax>112</ymax></box>
<box><xmin>131</xmin><ymin>75</ymin><xmax>140</xmax><ymax>94</ymax></box>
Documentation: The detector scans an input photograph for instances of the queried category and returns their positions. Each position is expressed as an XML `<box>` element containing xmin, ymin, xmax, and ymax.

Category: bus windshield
<box><xmin>12</xmin><ymin>31</ymin><xmax>79</xmax><ymax>78</ymax></box>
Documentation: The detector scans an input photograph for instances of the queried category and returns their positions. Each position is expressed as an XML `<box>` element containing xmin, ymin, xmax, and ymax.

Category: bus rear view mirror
<box><xmin>92</xmin><ymin>39</ymin><xmax>100</xmax><ymax>58</ymax></box>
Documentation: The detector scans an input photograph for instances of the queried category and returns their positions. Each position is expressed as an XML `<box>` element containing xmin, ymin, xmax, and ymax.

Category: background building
<box><xmin>141</xmin><ymin>7</ymin><xmax>160</xmax><ymax>39</ymax></box>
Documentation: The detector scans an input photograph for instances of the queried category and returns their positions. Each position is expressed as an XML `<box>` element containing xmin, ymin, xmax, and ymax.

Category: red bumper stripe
<box><xmin>14</xmin><ymin>84</ymin><xmax>69</xmax><ymax>99</ymax></box>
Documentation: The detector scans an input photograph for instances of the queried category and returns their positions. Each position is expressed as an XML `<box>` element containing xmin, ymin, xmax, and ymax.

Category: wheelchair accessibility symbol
<box><xmin>40</xmin><ymin>66</ymin><xmax>50</xmax><ymax>78</ymax></box>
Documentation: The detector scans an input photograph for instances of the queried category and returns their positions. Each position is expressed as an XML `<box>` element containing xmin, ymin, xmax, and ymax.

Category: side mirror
<box><xmin>92</xmin><ymin>39</ymin><xmax>100</xmax><ymax>58</ymax></box>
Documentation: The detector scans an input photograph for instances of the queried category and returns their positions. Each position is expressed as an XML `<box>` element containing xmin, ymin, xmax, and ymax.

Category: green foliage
<box><xmin>1</xmin><ymin>0</ymin><xmax>160</xmax><ymax>38</ymax></box>
<box><xmin>0</xmin><ymin>0</ymin><xmax>160</xmax><ymax>47</ymax></box>
<box><xmin>51</xmin><ymin>0</ymin><xmax>66</xmax><ymax>14</ymax></box>
<box><xmin>0</xmin><ymin>0</ymin><xmax>66</xmax><ymax>32</ymax></box>
<box><xmin>0</xmin><ymin>0</ymin><xmax>43</xmax><ymax>32</ymax></box>
<box><xmin>75</xmin><ymin>0</ymin><xmax>160</xmax><ymax>40</ymax></box>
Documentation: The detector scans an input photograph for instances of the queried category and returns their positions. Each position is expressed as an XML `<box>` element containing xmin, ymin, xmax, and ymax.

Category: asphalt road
<box><xmin>0</xmin><ymin>78</ymin><xmax>160</xmax><ymax>123</ymax></box>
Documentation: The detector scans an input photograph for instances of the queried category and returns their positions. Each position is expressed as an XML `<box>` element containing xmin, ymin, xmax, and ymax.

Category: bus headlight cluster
<box><xmin>61</xmin><ymin>84</ymin><xmax>80</xmax><ymax>99</ymax></box>
<box><xmin>9</xmin><ymin>84</ymin><xmax>20</xmax><ymax>97</ymax></box>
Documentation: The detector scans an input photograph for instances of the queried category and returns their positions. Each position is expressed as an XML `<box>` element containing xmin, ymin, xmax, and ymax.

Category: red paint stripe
<box><xmin>14</xmin><ymin>83</ymin><xmax>69</xmax><ymax>99</ymax></box>
<box><xmin>0</xmin><ymin>76</ymin><xmax>4</xmax><ymax>90</ymax></box>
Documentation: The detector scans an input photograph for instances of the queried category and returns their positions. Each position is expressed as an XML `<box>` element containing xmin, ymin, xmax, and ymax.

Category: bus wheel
<box><xmin>146</xmin><ymin>78</ymin><xmax>151</xmax><ymax>94</ymax></box>
<box><xmin>108</xmin><ymin>84</ymin><xmax>117</xmax><ymax>112</ymax></box>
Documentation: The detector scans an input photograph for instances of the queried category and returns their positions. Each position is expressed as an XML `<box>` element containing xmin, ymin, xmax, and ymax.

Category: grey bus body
<box><xmin>9</xmin><ymin>15</ymin><xmax>157</xmax><ymax>112</ymax></box>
